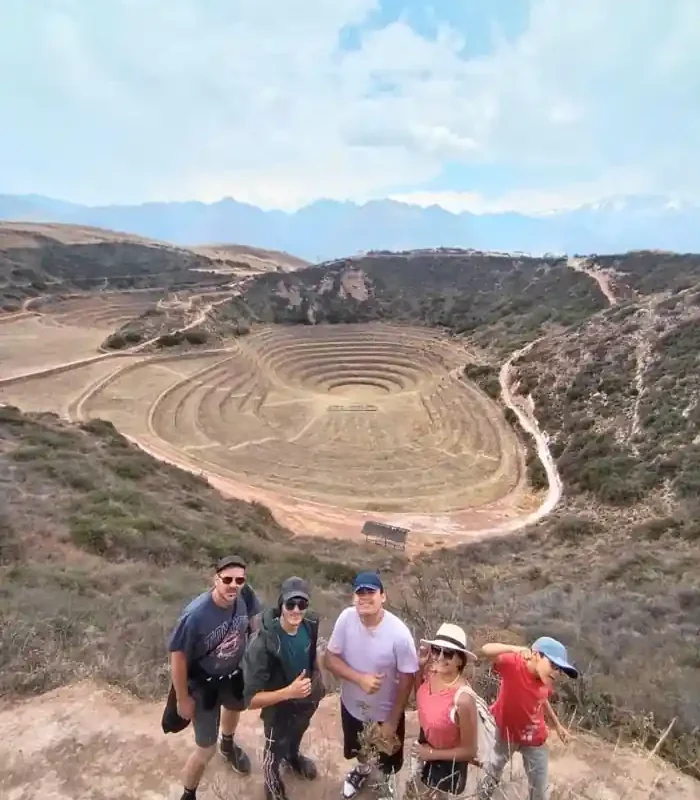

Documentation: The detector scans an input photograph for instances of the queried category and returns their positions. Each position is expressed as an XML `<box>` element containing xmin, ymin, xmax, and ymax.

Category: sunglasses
<box><xmin>219</xmin><ymin>575</ymin><xmax>246</xmax><ymax>586</ymax></box>
<box><xmin>431</xmin><ymin>646</ymin><xmax>458</xmax><ymax>660</ymax></box>
<box><xmin>284</xmin><ymin>597</ymin><xmax>309</xmax><ymax>611</ymax></box>
<box><xmin>354</xmin><ymin>587</ymin><xmax>378</xmax><ymax>596</ymax></box>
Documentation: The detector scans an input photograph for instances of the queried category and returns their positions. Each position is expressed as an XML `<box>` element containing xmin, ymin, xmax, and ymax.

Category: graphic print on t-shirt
<box><xmin>168</xmin><ymin>589</ymin><xmax>261</xmax><ymax>678</ymax></box>
<box><xmin>206</xmin><ymin>621</ymin><xmax>244</xmax><ymax>661</ymax></box>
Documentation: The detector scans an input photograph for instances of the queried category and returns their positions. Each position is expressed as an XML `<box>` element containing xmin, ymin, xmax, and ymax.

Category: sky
<box><xmin>1</xmin><ymin>0</ymin><xmax>699</xmax><ymax>214</ymax></box>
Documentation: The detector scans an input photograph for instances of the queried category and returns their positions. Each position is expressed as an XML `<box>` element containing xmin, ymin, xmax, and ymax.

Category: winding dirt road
<box><xmin>496</xmin><ymin>341</ymin><xmax>563</xmax><ymax>529</ymax></box>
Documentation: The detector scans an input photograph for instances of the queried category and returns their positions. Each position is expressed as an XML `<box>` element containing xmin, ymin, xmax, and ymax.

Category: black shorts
<box><xmin>340</xmin><ymin>702</ymin><xmax>406</xmax><ymax>774</ymax></box>
<box><xmin>190</xmin><ymin>672</ymin><xmax>245</xmax><ymax>748</ymax></box>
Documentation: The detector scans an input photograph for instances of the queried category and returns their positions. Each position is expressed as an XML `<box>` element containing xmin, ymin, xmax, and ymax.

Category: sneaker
<box><xmin>288</xmin><ymin>753</ymin><xmax>317</xmax><ymax>780</ymax></box>
<box><xmin>342</xmin><ymin>765</ymin><xmax>371</xmax><ymax>799</ymax></box>
<box><xmin>221</xmin><ymin>740</ymin><xmax>252</xmax><ymax>775</ymax></box>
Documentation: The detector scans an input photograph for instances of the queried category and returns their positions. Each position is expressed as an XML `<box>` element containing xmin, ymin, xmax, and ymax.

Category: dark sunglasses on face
<box><xmin>284</xmin><ymin>597</ymin><xmax>309</xmax><ymax>611</ymax></box>
<box><xmin>431</xmin><ymin>646</ymin><xmax>458</xmax><ymax>660</ymax></box>
<box><xmin>219</xmin><ymin>575</ymin><xmax>246</xmax><ymax>586</ymax></box>
<box><xmin>355</xmin><ymin>587</ymin><xmax>378</xmax><ymax>596</ymax></box>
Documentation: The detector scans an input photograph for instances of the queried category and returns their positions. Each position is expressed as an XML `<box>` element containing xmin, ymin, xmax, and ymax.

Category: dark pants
<box><xmin>341</xmin><ymin>702</ymin><xmax>406</xmax><ymax>775</ymax></box>
<box><xmin>262</xmin><ymin>705</ymin><xmax>315</xmax><ymax>799</ymax></box>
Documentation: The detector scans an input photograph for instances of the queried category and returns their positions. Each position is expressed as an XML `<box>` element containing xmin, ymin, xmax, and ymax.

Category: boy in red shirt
<box><xmin>476</xmin><ymin>637</ymin><xmax>578</xmax><ymax>800</ymax></box>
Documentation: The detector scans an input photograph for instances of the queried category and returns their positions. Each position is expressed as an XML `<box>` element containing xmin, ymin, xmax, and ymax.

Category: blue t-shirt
<box><xmin>168</xmin><ymin>589</ymin><xmax>261</xmax><ymax>678</ymax></box>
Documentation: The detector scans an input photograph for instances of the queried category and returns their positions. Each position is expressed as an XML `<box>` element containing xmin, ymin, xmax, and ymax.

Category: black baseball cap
<box><xmin>215</xmin><ymin>554</ymin><xmax>247</xmax><ymax>572</ymax></box>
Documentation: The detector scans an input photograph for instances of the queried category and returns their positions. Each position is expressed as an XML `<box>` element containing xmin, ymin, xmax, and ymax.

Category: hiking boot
<box><xmin>341</xmin><ymin>765</ymin><xmax>371</xmax><ymax>799</ymax></box>
<box><xmin>220</xmin><ymin>739</ymin><xmax>252</xmax><ymax>774</ymax></box>
<box><xmin>288</xmin><ymin>753</ymin><xmax>317</xmax><ymax>780</ymax></box>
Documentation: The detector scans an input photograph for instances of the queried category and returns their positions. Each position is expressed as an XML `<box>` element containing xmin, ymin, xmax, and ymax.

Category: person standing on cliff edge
<box><xmin>324</xmin><ymin>571</ymin><xmax>419</xmax><ymax>800</ymax></box>
<box><xmin>168</xmin><ymin>554</ymin><xmax>262</xmax><ymax>800</ymax></box>
<box><xmin>242</xmin><ymin>576</ymin><xmax>326</xmax><ymax>800</ymax></box>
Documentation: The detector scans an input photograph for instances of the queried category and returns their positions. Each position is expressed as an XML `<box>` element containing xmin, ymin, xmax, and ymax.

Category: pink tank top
<box><xmin>416</xmin><ymin>679</ymin><xmax>463</xmax><ymax>749</ymax></box>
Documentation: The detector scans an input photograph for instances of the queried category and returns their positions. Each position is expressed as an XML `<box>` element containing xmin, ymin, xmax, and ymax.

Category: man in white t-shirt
<box><xmin>324</xmin><ymin>571</ymin><xmax>419</xmax><ymax>799</ymax></box>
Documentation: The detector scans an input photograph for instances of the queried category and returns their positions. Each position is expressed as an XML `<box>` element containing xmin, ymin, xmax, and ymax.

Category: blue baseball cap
<box><xmin>352</xmin><ymin>571</ymin><xmax>383</xmax><ymax>592</ymax></box>
<box><xmin>531</xmin><ymin>636</ymin><xmax>579</xmax><ymax>678</ymax></box>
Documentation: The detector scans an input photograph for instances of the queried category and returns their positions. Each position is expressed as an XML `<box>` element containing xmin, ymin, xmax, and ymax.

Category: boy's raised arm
<box><xmin>480</xmin><ymin>642</ymin><xmax>531</xmax><ymax>660</ymax></box>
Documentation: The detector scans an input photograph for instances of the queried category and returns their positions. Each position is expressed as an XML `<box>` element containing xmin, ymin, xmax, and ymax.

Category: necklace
<box><xmin>432</xmin><ymin>673</ymin><xmax>461</xmax><ymax>692</ymax></box>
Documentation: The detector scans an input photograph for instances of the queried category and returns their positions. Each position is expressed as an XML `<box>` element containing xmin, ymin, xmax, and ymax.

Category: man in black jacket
<box><xmin>242</xmin><ymin>577</ymin><xmax>325</xmax><ymax>800</ymax></box>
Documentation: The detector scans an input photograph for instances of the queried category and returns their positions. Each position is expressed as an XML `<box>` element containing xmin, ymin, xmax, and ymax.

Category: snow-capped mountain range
<box><xmin>1</xmin><ymin>193</ymin><xmax>697</xmax><ymax>262</ymax></box>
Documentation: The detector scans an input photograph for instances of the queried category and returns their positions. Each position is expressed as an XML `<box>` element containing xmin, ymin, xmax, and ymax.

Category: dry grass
<box><xmin>0</xmin><ymin>407</ymin><xmax>389</xmax><ymax>698</ymax></box>
<box><xmin>394</xmin><ymin>513</ymin><xmax>700</xmax><ymax>780</ymax></box>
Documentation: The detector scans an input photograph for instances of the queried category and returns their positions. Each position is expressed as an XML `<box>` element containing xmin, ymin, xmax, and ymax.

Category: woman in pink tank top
<box><xmin>406</xmin><ymin>623</ymin><xmax>479</xmax><ymax>799</ymax></box>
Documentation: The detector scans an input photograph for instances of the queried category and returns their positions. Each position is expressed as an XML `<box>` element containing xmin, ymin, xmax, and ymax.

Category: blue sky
<box><xmin>1</xmin><ymin>0</ymin><xmax>698</xmax><ymax>213</ymax></box>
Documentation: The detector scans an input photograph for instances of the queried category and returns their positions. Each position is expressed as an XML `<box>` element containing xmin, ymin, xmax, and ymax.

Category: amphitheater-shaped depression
<box><xmin>79</xmin><ymin>324</ymin><xmax>524</xmax><ymax>513</ymax></box>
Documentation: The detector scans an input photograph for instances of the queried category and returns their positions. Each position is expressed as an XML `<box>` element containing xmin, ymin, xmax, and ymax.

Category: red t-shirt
<box><xmin>490</xmin><ymin>652</ymin><xmax>552</xmax><ymax>746</ymax></box>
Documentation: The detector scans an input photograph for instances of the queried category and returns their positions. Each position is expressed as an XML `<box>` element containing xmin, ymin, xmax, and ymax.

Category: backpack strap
<box><xmin>241</xmin><ymin>583</ymin><xmax>258</xmax><ymax>636</ymax></box>
<box><xmin>449</xmin><ymin>684</ymin><xmax>473</xmax><ymax>723</ymax></box>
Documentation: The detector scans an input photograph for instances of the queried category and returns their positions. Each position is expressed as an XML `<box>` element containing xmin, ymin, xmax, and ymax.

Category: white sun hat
<box><xmin>420</xmin><ymin>622</ymin><xmax>477</xmax><ymax>660</ymax></box>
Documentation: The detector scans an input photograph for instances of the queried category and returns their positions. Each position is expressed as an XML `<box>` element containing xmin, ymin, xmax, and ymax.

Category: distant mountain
<box><xmin>0</xmin><ymin>192</ymin><xmax>698</xmax><ymax>261</ymax></box>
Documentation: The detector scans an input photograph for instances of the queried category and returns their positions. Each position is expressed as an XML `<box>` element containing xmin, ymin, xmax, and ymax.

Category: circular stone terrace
<box><xmin>56</xmin><ymin>323</ymin><xmax>539</xmax><ymax>544</ymax></box>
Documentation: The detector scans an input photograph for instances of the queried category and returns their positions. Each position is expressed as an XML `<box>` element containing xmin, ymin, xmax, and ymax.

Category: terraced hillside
<box><xmin>0</xmin><ymin>322</ymin><xmax>538</xmax><ymax>543</ymax></box>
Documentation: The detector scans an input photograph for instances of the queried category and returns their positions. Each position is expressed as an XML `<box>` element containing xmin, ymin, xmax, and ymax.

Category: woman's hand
<box><xmin>418</xmin><ymin>643</ymin><xmax>431</xmax><ymax>668</ymax></box>
<box><xmin>411</xmin><ymin>741</ymin><xmax>435</xmax><ymax>761</ymax></box>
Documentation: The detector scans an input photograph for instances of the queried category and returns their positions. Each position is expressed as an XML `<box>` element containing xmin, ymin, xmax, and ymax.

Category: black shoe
<box><xmin>180</xmin><ymin>790</ymin><xmax>196</xmax><ymax>800</ymax></box>
<box><xmin>221</xmin><ymin>740</ymin><xmax>252</xmax><ymax>774</ymax></box>
<box><xmin>288</xmin><ymin>753</ymin><xmax>317</xmax><ymax>780</ymax></box>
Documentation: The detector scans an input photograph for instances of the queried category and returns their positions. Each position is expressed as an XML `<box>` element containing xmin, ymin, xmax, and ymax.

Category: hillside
<box><xmin>510</xmin><ymin>252</ymin><xmax>700</xmax><ymax>513</ymax></box>
<box><xmin>0</xmin><ymin>221</ymin><xmax>303</xmax><ymax>312</ymax></box>
<box><xmin>2</xmin><ymin>192</ymin><xmax>700</xmax><ymax>259</ymax></box>
<box><xmin>243</xmin><ymin>249</ymin><xmax>608</xmax><ymax>353</ymax></box>
<box><xmin>189</xmin><ymin>243</ymin><xmax>309</xmax><ymax>273</ymax></box>
<box><xmin>1</xmin><ymin>406</ymin><xmax>698</xmax><ymax>780</ymax></box>
<box><xmin>0</xmin><ymin>406</ymin><xmax>373</xmax><ymax>698</ymax></box>
<box><xmin>2</xmin><ymin>236</ymin><xmax>700</xmax><ymax>788</ymax></box>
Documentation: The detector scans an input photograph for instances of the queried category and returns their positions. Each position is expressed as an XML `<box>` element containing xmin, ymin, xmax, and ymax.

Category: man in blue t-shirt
<box><xmin>168</xmin><ymin>554</ymin><xmax>262</xmax><ymax>800</ymax></box>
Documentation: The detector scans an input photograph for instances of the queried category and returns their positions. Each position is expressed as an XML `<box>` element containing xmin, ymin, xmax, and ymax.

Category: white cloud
<box><xmin>0</xmin><ymin>0</ymin><xmax>699</xmax><ymax>211</ymax></box>
<box><xmin>390</xmin><ymin>170</ymin><xmax>651</xmax><ymax>215</ymax></box>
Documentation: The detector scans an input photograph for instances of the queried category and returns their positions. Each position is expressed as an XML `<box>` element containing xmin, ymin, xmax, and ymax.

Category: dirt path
<box><xmin>568</xmin><ymin>255</ymin><xmax>618</xmax><ymax>306</ymax></box>
<box><xmin>1</xmin><ymin>681</ymin><xmax>697</xmax><ymax>800</ymax></box>
<box><xmin>496</xmin><ymin>341</ymin><xmax>563</xmax><ymax>528</ymax></box>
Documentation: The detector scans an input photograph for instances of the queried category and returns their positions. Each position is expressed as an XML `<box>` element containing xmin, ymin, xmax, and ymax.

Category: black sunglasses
<box><xmin>284</xmin><ymin>597</ymin><xmax>309</xmax><ymax>611</ymax></box>
<box><xmin>354</xmin><ymin>587</ymin><xmax>378</xmax><ymax>596</ymax></box>
<box><xmin>431</xmin><ymin>646</ymin><xmax>458</xmax><ymax>660</ymax></box>
<box><xmin>219</xmin><ymin>575</ymin><xmax>246</xmax><ymax>586</ymax></box>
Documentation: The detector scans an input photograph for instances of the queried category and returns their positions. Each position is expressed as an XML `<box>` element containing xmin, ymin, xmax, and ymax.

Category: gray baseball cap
<box><xmin>279</xmin><ymin>576</ymin><xmax>311</xmax><ymax>604</ymax></box>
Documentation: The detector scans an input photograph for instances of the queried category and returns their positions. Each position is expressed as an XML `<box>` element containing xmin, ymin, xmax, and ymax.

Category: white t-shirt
<box><xmin>327</xmin><ymin>607</ymin><xmax>419</xmax><ymax>722</ymax></box>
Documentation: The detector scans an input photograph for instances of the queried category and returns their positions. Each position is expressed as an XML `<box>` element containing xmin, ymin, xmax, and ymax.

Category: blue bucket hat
<box><xmin>531</xmin><ymin>636</ymin><xmax>579</xmax><ymax>678</ymax></box>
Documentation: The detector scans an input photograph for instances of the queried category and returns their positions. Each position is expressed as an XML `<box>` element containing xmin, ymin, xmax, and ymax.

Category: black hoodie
<box><xmin>242</xmin><ymin>605</ymin><xmax>326</xmax><ymax>723</ymax></box>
